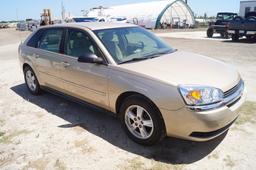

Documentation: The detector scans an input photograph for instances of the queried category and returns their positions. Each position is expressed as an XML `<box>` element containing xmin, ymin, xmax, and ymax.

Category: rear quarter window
<box><xmin>27</xmin><ymin>29</ymin><xmax>45</xmax><ymax>48</ymax></box>
<box><xmin>37</xmin><ymin>29</ymin><xmax>64</xmax><ymax>53</ymax></box>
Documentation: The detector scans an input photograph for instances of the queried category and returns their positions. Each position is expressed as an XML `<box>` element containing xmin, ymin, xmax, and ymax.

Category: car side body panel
<box><xmin>107</xmin><ymin>65</ymin><xmax>185</xmax><ymax>113</ymax></box>
<box><xmin>19</xmin><ymin>45</ymin><xmax>43</xmax><ymax>85</ymax></box>
<box><xmin>58</xmin><ymin>54</ymin><xmax>110</xmax><ymax>109</ymax></box>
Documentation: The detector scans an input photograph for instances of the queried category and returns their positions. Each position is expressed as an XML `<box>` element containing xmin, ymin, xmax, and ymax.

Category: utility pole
<box><xmin>61</xmin><ymin>1</ymin><xmax>65</xmax><ymax>20</ymax></box>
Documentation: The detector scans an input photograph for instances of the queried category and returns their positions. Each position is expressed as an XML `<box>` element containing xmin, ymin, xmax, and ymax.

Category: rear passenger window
<box><xmin>38</xmin><ymin>29</ymin><xmax>63</xmax><ymax>53</ymax></box>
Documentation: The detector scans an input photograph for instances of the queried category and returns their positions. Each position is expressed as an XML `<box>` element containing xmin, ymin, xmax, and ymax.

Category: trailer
<box><xmin>240</xmin><ymin>1</ymin><xmax>256</xmax><ymax>17</ymax></box>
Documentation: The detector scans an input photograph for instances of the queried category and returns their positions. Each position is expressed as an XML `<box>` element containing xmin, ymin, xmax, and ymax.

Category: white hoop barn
<box><xmin>86</xmin><ymin>0</ymin><xmax>195</xmax><ymax>29</ymax></box>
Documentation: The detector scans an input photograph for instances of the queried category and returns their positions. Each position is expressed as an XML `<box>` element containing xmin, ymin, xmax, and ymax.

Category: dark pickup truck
<box><xmin>228</xmin><ymin>12</ymin><xmax>256</xmax><ymax>41</ymax></box>
<box><xmin>207</xmin><ymin>12</ymin><xmax>238</xmax><ymax>38</ymax></box>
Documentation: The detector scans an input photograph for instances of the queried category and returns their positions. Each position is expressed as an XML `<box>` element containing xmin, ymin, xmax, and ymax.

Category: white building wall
<box><xmin>240</xmin><ymin>1</ymin><xmax>256</xmax><ymax>17</ymax></box>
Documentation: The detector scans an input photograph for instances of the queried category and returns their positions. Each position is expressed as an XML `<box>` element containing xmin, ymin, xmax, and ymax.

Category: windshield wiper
<box><xmin>145</xmin><ymin>49</ymin><xmax>177</xmax><ymax>59</ymax></box>
<box><xmin>119</xmin><ymin>57</ymin><xmax>150</xmax><ymax>64</ymax></box>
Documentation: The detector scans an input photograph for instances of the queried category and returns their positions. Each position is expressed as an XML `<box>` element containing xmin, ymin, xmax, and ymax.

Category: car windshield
<box><xmin>94</xmin><ymin>27</ymin><xmax>174</xmax><ymax>64</ymax></box>
<box><xmin>217</xmin><ymin>13</ymin><xmax>237</xmax><ymax>21</ymax></box>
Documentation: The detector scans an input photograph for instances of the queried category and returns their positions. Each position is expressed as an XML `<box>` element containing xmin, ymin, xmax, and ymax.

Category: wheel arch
<box><xmin>22</xmin><ymin>62</ymin><xmax>42</xmax><ymax>85</ymax></box>
<box><xmin>23</xmin><ymin>63</ymin><xmax>32</xmax><ymax>71</ymax></box>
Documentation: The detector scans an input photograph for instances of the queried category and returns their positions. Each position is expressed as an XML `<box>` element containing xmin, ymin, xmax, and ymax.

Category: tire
<box><xmin>232</xmin><ymin>33</ymin><xmax>239</xmax><ymax>42</ymax></box>
<box><xmin>119</xmin><ymin>95</ymin><xmax>166</xmax><ymax>146</ymax></box>
<box><xmin>24</xmin><ymin>66</ymin><xmax>41</xmax><ymax>95</ymax></box>
<box><xmin>207</xmin><ymin>28</ymin><xmax>214</xmax><ymax>38</ymax></box>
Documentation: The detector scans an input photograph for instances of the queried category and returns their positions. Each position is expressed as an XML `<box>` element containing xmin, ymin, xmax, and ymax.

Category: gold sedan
<box><xmin>19</xmin><ymin>23</ymin><xmax>246</xmax><ymax>145</ymax></box>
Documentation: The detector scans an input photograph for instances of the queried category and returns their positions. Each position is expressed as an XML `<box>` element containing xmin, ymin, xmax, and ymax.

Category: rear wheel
<box><xmin>24</xmin><ymin>66</ymin><xmax>41</xmax><ymax>95</ymax></box>
<box><xmin>207</xmin><ymin>28</ymin><xmax>214</xmax><ymax>38</ymax></box>
<box><xmin>119</xmin><ymin>95</ymin><xmax>166</xmax><ymax>145</ymax></box>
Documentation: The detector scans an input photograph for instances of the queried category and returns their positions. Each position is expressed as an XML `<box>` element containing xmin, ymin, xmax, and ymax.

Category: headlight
<box><xmin>179</xmin><ymin>85</ymin><xmax>224</xmax><ymax>106</ymax></box>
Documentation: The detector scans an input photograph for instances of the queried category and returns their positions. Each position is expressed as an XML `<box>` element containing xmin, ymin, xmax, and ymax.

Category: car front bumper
<box><xmin>160</xmin><ymin>87</ymin><xmax>247</xmax><ymax>141</ymax></box>
<box><xmin>212</xmin><ymin>25</ymin><xmax>228</xmax><ymax>32</ymax></box>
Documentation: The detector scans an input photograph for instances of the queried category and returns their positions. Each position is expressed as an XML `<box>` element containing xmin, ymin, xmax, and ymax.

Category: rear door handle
<box><xmin>61</xmin><ymin>61</ymin><xmax>70</xmax><ymax>68</ymax></box>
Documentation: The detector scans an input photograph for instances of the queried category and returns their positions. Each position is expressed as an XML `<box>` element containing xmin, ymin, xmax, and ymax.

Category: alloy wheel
<box><xmin>125</xmin><ymin>105</ymin><xmax>154</xmax><ymax>139</ymax></box>
<box><xmin>25</xmin><ymin>70</ymin><xmax>37</xmax><ymax>92</ymax></box>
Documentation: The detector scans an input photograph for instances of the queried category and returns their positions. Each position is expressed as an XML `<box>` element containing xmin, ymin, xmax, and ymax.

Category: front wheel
<box><xmin>207</xmin><ymin>28</ymin><xmax>214</xmax><ymax>38</ymax></box>
<box><xmin>119</xmin><ymin>95</ymin><xmax>166</xmax><ymax>145</ymax></box>
<box><xmin>24</xmin><ymin>66</ymin><xmax>41</xmax><ymax>95</ymax></box>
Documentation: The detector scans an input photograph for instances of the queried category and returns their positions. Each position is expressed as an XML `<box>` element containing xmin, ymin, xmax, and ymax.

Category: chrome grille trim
<box><xmin>224</xmin><ymin>80</ymin><xmax>243</xmax><ymax>98</ymax></box>
<box><xmin>223</xmin><ymin>79</ymin><xmax>244</xmax><ymax>106</ymax></box>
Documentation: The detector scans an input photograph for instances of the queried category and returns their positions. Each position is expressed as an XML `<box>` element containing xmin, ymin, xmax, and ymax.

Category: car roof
<box><xmin>41</xmin><ymin>22</ymin><xmax>137</xmax><ymax>31</ymax></box>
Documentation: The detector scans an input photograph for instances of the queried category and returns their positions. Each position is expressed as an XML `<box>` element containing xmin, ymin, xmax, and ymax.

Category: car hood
<box><xmin>118</xmin><ymin>51</ymin><xmax>240</xmax><ymax>92</ymax></box>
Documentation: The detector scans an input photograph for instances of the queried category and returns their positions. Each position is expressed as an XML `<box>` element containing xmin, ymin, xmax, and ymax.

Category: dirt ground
<box><xmin>0</xmin><ymin>28</ymin><xmax>256</xmax><ymax>170</ymax></box>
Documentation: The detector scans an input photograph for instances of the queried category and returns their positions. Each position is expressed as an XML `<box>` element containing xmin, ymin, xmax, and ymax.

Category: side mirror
<box><xmin>78</xmin><ymin>53</ymin><xmax>105</xmax><ymax>65</ymax></box>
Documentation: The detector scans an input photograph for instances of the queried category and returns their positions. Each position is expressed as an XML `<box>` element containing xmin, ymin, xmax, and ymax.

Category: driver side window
<box><xmin>65</xmin><ymin>29</ymin><xmax>99</xmax><ymax>58</ymax></box>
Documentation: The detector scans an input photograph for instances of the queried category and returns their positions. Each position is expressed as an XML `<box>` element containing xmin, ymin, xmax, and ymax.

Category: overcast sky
<box><xmin>0</xmin><ymin>0</ymin><xmax>241</xmax><ymax>21</ymax></box>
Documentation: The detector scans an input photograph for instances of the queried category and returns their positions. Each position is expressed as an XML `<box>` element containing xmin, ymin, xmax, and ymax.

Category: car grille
<box><xmin>223</xmin><ymin>79</ymin><xmax>244</xmax><ymax>107</ymax></box>
<box><xmin>224</xmin><ymin>80</ymin><xmax>243</xmax><ymax>98</ymax></box>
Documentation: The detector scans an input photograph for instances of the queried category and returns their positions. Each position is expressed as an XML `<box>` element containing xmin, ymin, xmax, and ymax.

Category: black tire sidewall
<box><xmin>207</xmin><ymin>28</ymin><xmax>214</xmax><ymax>38</ymax></box>
<box><xmin>24</xmin><ymin>66</ymin><xmax>41</xmax><ymax>95</ymax></box>
<box><xmin>119</xmin><ymin>95</ymin><xmax>166</xmax><ymax>146</ymax></box>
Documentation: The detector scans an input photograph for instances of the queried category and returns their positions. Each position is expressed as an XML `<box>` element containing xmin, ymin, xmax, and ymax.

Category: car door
<box><xmin>34</xmin><ymin>28</ymin><xmax>66</xmax><ymax>90</ymax></box>
<box><xmin>59</xmin><ymin>28</ymin><xmax>109</xmax><ymax>108</ymax></box>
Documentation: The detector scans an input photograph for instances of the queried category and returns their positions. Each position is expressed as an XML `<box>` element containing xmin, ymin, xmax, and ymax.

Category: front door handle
<box><xmin>61</xmin><ymin>61</ymin><xmax>70</xmax><ymax>68</ymax></box>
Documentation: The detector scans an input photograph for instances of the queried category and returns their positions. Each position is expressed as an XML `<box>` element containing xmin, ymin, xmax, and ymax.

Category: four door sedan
<box><xmin>18</xmin><ymin>23</ymin><xmax>246</xmax><ymax>145</ymax></box>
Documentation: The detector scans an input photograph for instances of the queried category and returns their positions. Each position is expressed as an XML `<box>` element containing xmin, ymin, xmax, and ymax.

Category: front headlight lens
<box><xmin>179</xmin><ymin>85</ymin><xmax>224</xmax><ymax>106</ymax></box>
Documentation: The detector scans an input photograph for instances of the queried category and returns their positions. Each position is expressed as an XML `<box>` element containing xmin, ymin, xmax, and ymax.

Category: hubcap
<box><xmin>125</xmin><ymin>105</ymin><xmax>154</xmax><ymax>139</ymax></box>
<box><xmin>25</xmin><ymin>70</ymin><xmax>36</xmax><ymax>91</ymax></box>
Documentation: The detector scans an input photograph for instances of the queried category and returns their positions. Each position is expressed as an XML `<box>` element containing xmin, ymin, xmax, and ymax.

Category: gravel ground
<box><xmin>0</xmin><ymin>28</ymin><xmax>256</xmax><ymax>170</ymax></box>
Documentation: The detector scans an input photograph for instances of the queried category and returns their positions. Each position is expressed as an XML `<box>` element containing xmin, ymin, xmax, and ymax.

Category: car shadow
<box><xmin>206</xmin><ymin>36</ymin><xmax>229</xmax><ymax>40</ymax></box>
<box><xmin>11</xmin><ymin>83</ymin><xmax>226</xmax><ymax>164</ymax></box>
<box><xmin>222</xmin><ymin>38</ymin><xmax>256</xmax><ymax>44</ymax></box>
